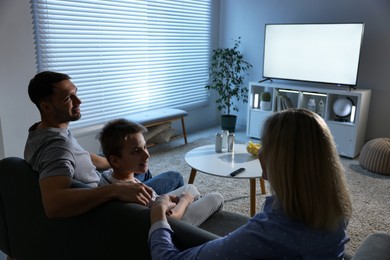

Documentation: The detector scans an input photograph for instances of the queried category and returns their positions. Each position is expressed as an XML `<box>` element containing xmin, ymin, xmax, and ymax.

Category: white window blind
<box><xmin>30</xmin><ymin>0</ymin><xmax>211</xmax><ymax>130</ymax></box>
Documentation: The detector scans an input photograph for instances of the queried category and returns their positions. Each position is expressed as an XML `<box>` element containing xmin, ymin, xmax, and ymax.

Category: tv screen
<box><xmin>263</xmin><ymin>23</ymin><xmax>364</xmax><ymax>86</ymax></box>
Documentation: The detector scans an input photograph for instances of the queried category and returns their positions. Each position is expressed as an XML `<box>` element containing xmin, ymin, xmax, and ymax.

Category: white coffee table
<box><xmin>185</xmin><ymin>144</ymin><xmax>266</xmax><ymax>216</ymax></box>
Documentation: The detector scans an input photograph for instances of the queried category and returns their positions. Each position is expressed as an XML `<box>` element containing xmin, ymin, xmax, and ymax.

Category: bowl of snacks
<box><xmin>246</xmin><ymin>140</ymin><xmax>261</xmax><ymax>157</ymax></box>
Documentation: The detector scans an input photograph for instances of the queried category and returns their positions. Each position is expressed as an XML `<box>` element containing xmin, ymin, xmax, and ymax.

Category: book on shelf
<box><xmin>276</xmin><ymin>95</ymin><xmax>294</xmax><ymax>111</ymax></box>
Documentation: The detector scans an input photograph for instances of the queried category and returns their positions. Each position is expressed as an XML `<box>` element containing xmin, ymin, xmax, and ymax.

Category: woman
<box><xmin>148</xmin><ymin>108</ymin><xmax>352</xmax><ymax>259</ymax></box>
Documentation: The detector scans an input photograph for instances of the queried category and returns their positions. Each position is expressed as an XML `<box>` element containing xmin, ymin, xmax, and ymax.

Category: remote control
<box><xmin>229</xmin><ymin>167</ymin><xmax>245</xmax><ymax>177</ymax></box>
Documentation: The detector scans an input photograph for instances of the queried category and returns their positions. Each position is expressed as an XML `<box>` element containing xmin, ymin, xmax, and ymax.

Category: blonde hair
<box><xmin>261</xmin><ymin>109</ymin><xmax>352</xmax><ymax>230</ymax></box>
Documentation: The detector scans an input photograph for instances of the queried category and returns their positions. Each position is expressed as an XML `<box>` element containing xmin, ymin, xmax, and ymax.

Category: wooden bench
<box><xmin>123</xmin><ymin>108</ymin><xmax>188</xmax><ymax>145</ymax></box>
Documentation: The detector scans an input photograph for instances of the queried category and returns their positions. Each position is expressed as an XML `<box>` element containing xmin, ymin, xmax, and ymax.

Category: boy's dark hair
<box><xmin>28</xmin><ymin>71</ymin><xmax>71</xmax><ymax>110</ymax></box>
<box><xmin>99</xmin><ymin>118</ymin><xmax>147</xmax><ymax>160</ymax></box>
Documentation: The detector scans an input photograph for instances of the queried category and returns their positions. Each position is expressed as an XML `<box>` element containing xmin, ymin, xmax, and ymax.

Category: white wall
<box><xmin>0</xmin><ymin>1</ymin><xmax>38</xmax><ymax>159</ymax></box>
<box><xmin>1</xmin><ymin>0</ymin><xmax>389</xmax><ymax>158</ymax></box>
<box><xmin>219</xmin><ymin>0</ymin><xmax>390</xmax><ymax>140</ymax></box>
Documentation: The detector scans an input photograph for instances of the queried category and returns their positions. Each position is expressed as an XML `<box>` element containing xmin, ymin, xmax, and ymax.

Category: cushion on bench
<box><xmin>143</xmin><ymin>122</ymin><xmax>172</xmax><ymax>141</ymax></box>
<box><xmin>83</xmin><ymin>108</ymin><xmax>188</xmax><ymax>146</ymax></box>
<box><xmin>124</xmin><ymin>108</ymin><xmax>188</xmax><ymax>127</ymax></box>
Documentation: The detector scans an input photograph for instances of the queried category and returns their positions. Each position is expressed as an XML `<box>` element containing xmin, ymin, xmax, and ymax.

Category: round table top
<box><xmin>184</xmin><ymin>144</ymin><xmax>262</xmax><ymax>179</ymax></box>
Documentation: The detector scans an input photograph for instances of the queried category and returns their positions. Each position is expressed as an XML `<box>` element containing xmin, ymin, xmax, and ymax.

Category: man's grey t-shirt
<box><xmin>24</xmin><ymin>123</ymin><xmax>101</xmax><ymax>187</ymax></box>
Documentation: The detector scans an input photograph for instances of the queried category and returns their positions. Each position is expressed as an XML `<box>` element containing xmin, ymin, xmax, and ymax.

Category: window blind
<box><xmin>30</xmin><ymin>0</ymin><xmax>211</xmax><ymax>130</ymax></box>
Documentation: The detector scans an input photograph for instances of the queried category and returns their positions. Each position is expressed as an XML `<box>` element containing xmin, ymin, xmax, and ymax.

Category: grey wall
<box><xmin>0</xmin><ymin>1</ymin><xmax>37</xmax><ymax>159</ymax></box>
<box><xmin>219</xmin><ymin>0</ymin><xmax>390</xmax><ymax>140</ymax></box>
<box><xmin>1</xmin><ymin>0</ymin><xmax>389</xmax><ymax>158</ymax></box>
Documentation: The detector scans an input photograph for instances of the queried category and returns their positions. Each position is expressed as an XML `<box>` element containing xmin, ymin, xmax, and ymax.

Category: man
<box><xmin>24</xmin><ymin>71</ymin><xmax>184</xmax><ymax>218</ymax></box>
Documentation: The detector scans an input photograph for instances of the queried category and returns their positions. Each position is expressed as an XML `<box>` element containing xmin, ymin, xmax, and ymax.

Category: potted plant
<box><xmin>205</xmin><ymin>37</ymin><xmax>253</xmax><ymax>132</ymax></box>
<box><xmin>260</xmin><ymin>91</ymin><xmax>272</xmax><ymax>110</ymax></box>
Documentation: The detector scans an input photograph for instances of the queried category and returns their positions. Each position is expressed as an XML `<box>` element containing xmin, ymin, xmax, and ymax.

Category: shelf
<box><xmin>246</xmin><ymin>81</ymin><xmax>371</xmax><ymax>158</ymax></box>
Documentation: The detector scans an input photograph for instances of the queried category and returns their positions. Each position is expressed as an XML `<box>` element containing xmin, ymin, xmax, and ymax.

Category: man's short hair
<box><xmin>28</xmin><ymin>71</ymin><xmax>71</xmax><ymax>109</ymax></box>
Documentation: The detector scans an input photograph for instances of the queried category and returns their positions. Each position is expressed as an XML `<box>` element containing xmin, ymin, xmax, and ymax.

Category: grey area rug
<box><xmin>148</xmin><ymin>137</ymin><xmax>390</xmax><ymax>255</ymax></box>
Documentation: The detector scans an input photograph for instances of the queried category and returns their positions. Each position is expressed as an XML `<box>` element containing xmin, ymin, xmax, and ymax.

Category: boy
<box><xmin>98</xmin><ymin>118</ymin><xmax>224</xmax><ymax>226</ymax></box>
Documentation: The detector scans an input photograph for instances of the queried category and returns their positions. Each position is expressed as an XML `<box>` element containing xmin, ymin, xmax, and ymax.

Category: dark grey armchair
<box><xmin>0</xmin><ymin>157</ymin><xmax>249</xmax><ymax>260</ymax></box>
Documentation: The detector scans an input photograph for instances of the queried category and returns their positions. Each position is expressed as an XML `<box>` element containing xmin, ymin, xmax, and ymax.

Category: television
<box><xmin>262</xmin><ymin>23</ymin><xmax>365</xmax><ymax>86</ymax></box>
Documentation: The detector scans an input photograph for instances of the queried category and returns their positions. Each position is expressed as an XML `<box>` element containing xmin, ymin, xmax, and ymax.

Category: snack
<box><xmin>246</xmin><ymin>141</ymin><xmax>261</xmax><ymax>156</ymax></box>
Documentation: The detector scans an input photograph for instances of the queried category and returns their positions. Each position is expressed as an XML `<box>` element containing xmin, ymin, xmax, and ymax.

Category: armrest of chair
<box><xmin>199</xmin><ymin>210</ymin><xmax>249</xmax><ymax>236</ymax></box>
<box><xmin>352</xmin><ymin>232</ymin><xmax>390</xmax><ymax>260</ymax></box>
<box><xmin>0</xmin><ymin>192</ymin><xmax>10</xmax><ymax>256</ymax></box>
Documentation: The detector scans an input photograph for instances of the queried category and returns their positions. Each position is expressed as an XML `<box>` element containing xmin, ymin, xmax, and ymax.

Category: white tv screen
<box><xmin>263</xmin><ymin>23</ymin><xmax>364</xmax><ymax>86</ymax></box>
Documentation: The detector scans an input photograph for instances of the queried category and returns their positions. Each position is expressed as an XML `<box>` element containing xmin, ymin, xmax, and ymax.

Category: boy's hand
<box><xmin>150</xmin><ymin>194</ymin><xmax>177</xmax><ymax>224</ymax></box>
<box><xmin>169</xmin><ymin>195</ymin><xmax>179</xmax><ymax>204</ymax></box>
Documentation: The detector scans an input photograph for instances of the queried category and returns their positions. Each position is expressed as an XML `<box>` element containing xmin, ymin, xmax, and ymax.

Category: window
<box><xmin>30</xmin><ymin>0</ymin><xmax>212</xmax><ymax>130</ymax></box>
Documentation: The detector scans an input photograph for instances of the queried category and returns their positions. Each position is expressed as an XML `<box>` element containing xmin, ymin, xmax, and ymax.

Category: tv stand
<box><xmin>246</xmin><ymin>81</ymin><xmax>371</xmax><ymax>158</ymax></box>
<box><xmin>258</xmin><ymin>78</ymin><xmax>273</xmax><ymax>83</ymax></box>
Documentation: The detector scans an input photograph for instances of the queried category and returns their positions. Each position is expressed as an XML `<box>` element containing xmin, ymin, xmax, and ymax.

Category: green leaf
<box><xmin>206</xmin><ymin>37</ymin><xmax>252</xmax><ymax>115</ymax></box>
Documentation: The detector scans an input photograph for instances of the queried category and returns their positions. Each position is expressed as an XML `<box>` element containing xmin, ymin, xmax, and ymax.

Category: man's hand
<box><xmin>113</xmin><ymin>182</ymin><xmax>154</xmax><ymax>206</ymax></box>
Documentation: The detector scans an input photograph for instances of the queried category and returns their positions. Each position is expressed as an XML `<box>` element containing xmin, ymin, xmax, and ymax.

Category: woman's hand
<box><xmin>150</xmin><ymin>194</ymin><xmax>177</xmax><ymax>224</ymax></box>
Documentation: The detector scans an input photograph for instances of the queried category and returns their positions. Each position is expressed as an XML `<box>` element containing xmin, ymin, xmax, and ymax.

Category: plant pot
<box><xmin>260</xmin><ymin>101</ymin><xmax>271</xmax><ymax>111</ymax></box>
<box><xmin>221</xmin><ymin>115</ymin><xmax>237</xmax><ymax>132</ymax></box>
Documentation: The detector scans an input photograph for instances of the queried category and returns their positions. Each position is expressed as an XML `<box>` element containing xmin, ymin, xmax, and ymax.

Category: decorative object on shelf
<box><xmin>205</xmin><ymin>37</ymin><xmax>253</xmax><ymax>132</ymax></box>
<box><xmin>253</xmin><ymin>93</ymin><xmax>259</xmax><ymax>108</ymax></box>
<box><xmin>333</xmin><ymin>97</ymin><xmax>354</xmax><ymax>122</ymax></box>
<box><xmin>318</xmin><ymin>99</ymin><xmax>325</xmax><ymax>118</ymax></box>
<box><xmin>260</xmin><ymin>91</ymin><xmax>272</xmax><ymax>110</ymax></box>
<box><xmin>307</xmin><ymin>97</ymin><xmax>316</xmax><ymax>112</ymax></box>
<box><xmin>246</xmin><ymin>140</ymin><xmax>261</xmax><ymax>157</ymax></box>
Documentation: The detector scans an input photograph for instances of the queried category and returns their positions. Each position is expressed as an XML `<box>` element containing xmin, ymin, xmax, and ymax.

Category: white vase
<box><xmin>260</xmin><ymin>101</ymin><xmax>271</xmax><ymax>111</ymax></box>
